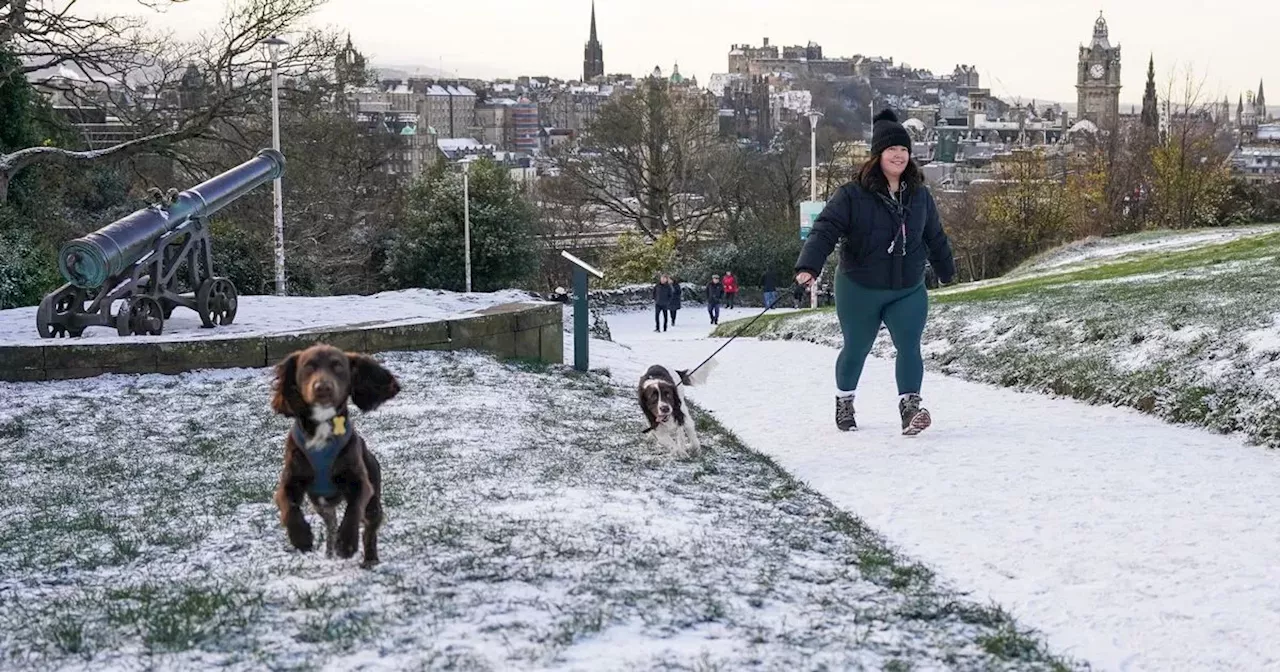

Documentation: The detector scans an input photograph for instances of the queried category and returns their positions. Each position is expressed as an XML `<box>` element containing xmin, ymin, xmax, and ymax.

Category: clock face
<box><xmin>1089</xmin><ymin>63</ymin><xmax>1105</xmax><ymax>79</ymax></box>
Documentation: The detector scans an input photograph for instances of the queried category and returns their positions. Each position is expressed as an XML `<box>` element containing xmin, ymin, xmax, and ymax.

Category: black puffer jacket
<box><xmin>795</xmin><ymin>181</ymin><xmax>956</xmax><ymax>290</ymax></box>
<box><xmin>653</xmin><ymin>282</ymin><xmax>674</xmax><ymax>308</ymax></box>
<box><xmin>705</xmin><ymin>281</ymin><xmax>724</xmax><ymax>306</ymax></box>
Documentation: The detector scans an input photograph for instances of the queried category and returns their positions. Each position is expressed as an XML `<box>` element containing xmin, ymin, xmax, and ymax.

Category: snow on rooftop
<box><xmin>436</xmin><ymin>138</ymin><xmax>489</xmax><ymax>151</ymax></box>
<box><xmin>1068</xmin><ymin>119</ymin><xmax>1099</xmax><ymax>134</ymax></box>
<box><xmin>1254</xmin><ymin>124</ymin><xmax>1280</xmax><ymax>141</ymax></box>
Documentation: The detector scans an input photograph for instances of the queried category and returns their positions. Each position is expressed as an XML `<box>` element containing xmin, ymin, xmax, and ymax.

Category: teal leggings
<box><xmin>834</xmin><ymin>272</ymin><xmax>928</xmax><ymax>395</ymax></box>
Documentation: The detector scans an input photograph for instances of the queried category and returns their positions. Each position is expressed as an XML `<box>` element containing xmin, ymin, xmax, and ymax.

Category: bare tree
<box><xmin>1148</xmin><ymin>62</ymin><xmax>1233</xmax><ymax>229</ymax></box>
<box><xmin>0</xmin><ymin>0</ymin><xmax>339</xmax><ymax>201</ymax></box>
<box><xmin>554</xmin><ymin>76</ymin><xmax>729</xmax><ymax>246</ymax></box>
<box><xmin>0</xmin><ymin>0</ymin><xmax>168</xmax><ymax>81</ymax></box>
<box><xmin>936</xmin><ymin>187</ymin><xmax>988</xmax><ymax>281</ymax></box>
<box><xmin>534</xmin><ymin>172</ymin><xmax>598</xmax><ymax>249</ymax></box>
<box><xmin>754</xmin><ymin>124</ymin><xmax>809</xmax><ymax>228</ymax></box>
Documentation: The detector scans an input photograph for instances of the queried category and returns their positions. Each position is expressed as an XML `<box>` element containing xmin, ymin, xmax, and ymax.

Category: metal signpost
<box><xmin>559</xmin><ymin>250</ymin><xmax>604</xmax><ymax>371</ymax></box>
<box><xmin>799</xmin><ymin>199</ymin><xmax>825</xmax><ymax>308</ymax></box>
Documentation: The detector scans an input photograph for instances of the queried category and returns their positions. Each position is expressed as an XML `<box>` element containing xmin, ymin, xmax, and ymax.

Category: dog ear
<box><xmin>348</xmin><ymin>353</ymin><xmax>400</xmax><ymax>412</ymax></box>
<box><xmin>271</xmin><ymin>352</ymin><xmax>305</xmax><ymax>417</ymax></box>
<box><xmin>638</xmin><ymin>386</ymin><xmax>657</xmax><ymax>428</ymax></box>
<box><xmin>669</xmin><ymin>384</ymin><xmax>684</xmax><ymax>419</ymax></box>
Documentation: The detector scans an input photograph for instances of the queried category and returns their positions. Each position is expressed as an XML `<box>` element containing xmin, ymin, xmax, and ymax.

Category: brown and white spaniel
<box><xmin>637</xmin><ymin>358</ymin><xmax>717</xmax><ymax>458</ymax></box>
<box><xmin>270</xmin><ymin>344</ymin><xmax>400</xmax><ymax>568</ymax></box>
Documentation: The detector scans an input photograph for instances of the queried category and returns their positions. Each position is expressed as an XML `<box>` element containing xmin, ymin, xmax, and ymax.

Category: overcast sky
<box><xmin>90</xmin><ymin>0</ymin><xmax>1278</xmax><ymax>108</ymax></box>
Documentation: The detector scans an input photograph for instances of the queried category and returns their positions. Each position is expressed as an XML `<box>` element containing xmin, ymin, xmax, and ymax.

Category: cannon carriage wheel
<box><xmin>196</xmin><ymin>277</ymin><xmax>237</xmax><ymax>328</ymax></box>
<box><xmin>36</xmin><ymin>292</ymin><xmax>86</xmax><ymax>338</ymax></box>
<box><xmin>116</xmin><ymin>296</ymin><xmax>164</xmax><ymax>336</ymax></box>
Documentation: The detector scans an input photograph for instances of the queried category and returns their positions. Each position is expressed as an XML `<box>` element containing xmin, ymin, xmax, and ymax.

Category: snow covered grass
<box><xmin>1006</xmin><ymin>223</ymin><xmax>1279</xmax><ymax>278</ymax></box>
<box><xmin>0</xmin><ymin>288</ymin><xmax>545</xmax><ymax>345</ymax></box>
<box><xmin>715</xmin><ymin>226</ymin><xmax>1280</xmax><ymax>449</ymax></box>
<box><xmin>0</xmin><ymin>350</ymin><xmax>1079</xmax><ymax>670</ymax></box>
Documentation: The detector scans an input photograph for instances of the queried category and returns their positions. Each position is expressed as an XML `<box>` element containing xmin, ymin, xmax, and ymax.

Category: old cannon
<box><xmin>36</xmin><ymin>149</ymin><xmax>286</xmax><ymax>338</ymax></box>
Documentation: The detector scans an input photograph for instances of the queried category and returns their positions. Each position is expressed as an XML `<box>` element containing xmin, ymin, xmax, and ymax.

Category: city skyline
<box><xmin>92</xmin><ymin>0</ymin><xmax>1278</xmax><ymax>109</ymax></box>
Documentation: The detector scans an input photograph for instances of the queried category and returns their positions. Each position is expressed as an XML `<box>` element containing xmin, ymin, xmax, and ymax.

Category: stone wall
<box><xmin>0</xmin><ymin>302</ymin><xmax>562</xmax><ymax>382</ymax></box>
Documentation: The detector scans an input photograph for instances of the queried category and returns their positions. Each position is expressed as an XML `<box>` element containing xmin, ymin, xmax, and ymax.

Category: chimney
<box><xmin>763</xmin><ymin>37</ymin><xmax>770</xmax><ymax>47</ymax></box>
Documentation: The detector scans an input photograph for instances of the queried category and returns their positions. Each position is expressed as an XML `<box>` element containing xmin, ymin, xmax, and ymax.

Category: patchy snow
<box><xmin>0</xmin><ymin>288</ymin><xmax>545</xmax><ymax>345</ymax></box>
<box><xmin>605</xmin><ymin>309</ymin><xmax>1280</xmax><ymax>672</ymax></box>
<box><xmin>0</xmin><ymin>343</ymin><xmax>1070</xmax><ymax>670</ymax></box>
<box><xmin>1010</xmin><ymin>225</ymin><xmax>1280</xmax><ymax>276</ymax></box>
<box><xmin>1243</xmin><ymin>317</ymin><xmax>1280</xmax><ymax>356</ymax></box>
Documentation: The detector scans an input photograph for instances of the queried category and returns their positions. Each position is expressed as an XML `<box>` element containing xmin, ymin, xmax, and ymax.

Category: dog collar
<box><xmin>291</xmin><ymin>417</ymin><xmax>354</xmax><ymax>498</ymax></box>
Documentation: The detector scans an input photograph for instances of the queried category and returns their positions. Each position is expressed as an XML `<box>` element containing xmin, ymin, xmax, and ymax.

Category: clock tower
<box><xmin>1076</xmin><ymin>11</ymin><xmax>1122</xmax><ymax>131</ymax></box>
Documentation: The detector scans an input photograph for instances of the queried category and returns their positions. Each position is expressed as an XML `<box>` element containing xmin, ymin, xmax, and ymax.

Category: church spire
<box><xmin>1141</xmin><ymin>54</ymin><xmax>1158</xmax><ymax>130</ymax></box>
<box><xmin>590</xmin><ymin>1</ymin><xmax>598</xmax><ymax>42</ymax></box>
<box><xmin>583</xmin><ymin>1</ymin><xmax>604</xmax><ymax>82</ymax></box>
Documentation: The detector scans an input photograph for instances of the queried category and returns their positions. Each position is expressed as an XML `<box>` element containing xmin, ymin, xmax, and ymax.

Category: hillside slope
<box><xmin>715</xmin><ymin>223</ymin><xmax>1280</xmax><ymax>448</ymax></box>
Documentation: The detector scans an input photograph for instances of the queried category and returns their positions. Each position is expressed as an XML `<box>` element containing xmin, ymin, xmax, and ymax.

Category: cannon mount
<box><xmin>34</xmin><ymin>148</ymin><xmax>284</xmax><ymax>339</ymax></box>
<box><xmin>37</xmin><ymin>216</ymin><xmax>236</xmax><ymax>337</ymax></box>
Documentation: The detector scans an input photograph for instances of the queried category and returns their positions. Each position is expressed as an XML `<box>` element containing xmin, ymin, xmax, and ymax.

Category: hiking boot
<box><xmin>899</xmin><ymin>393</ymin><xmax>932</xmax><ymax>436</ymax></box>
<box><xmin>835</xmin><ymin>395</ymin><xmax>857</xmax><ymax>431</ymax></box>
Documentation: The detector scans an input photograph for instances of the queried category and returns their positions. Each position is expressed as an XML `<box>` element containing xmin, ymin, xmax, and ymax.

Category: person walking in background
<box><xmin>653</xmin><ymin>273</ymin><xmax>674</xmax><ymax>332</ymax></box>
<box><xmin>794</xmin><ymin>109</ymin><xmax>956</xmax><ymax>436</ymax></box>
<box><xmin>706</xmin><ymin>274</ymin><xmax>724</xmax><ymax>325</ymax></box>
<box><xmin>761</xmin><ymin>269</ymin><xmax>778</xmax><ymax>307</ymax></box>
<box><xmin>670</xmin><ymin>276</ymin><xmax>683</xmax><ymax>325</ymax></box>
<box><xmin>722</xmin><ymin>271</ymin><xmax>738</xmax><ymax>309</ymax></box>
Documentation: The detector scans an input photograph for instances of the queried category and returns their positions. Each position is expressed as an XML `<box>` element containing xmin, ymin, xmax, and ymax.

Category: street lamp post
<box><xmin>807</xmin><ymin>108</ymin><xmax>823</xmax><ymax>201</ymax></box>
<box><xmin>261</xmin><ymin>35</ymin><xmax>289</xmax><ymax>296</ymax></box>
<box><xmin>806</xmin><ymin>108</ymin><xmax>823</xmax><ymax>308</ymax></box>
<box><xmin>461</xmin><ymin>158</ymin><xmax>473</xmax><ymax>293</ymax></box>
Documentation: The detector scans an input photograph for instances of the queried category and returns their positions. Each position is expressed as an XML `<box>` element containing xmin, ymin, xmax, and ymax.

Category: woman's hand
<box><xmin>795</xmin><ymin>271</ymin><xmax>815</xmax><ymax>286</ymax></box>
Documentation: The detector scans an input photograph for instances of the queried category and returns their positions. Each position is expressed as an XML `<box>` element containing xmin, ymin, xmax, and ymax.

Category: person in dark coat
<box><xmin>670</xmin><ymin>277</ymin><xmax>683</xmax><ymax>325</ymax></box>
<box><xmin>794</xmin><ymin>109</ymin><xmax>956</xmax><ymax>436</ymax></box>
<box><xmin>705</xmin><ymin>274</ymin><xmax>724</xmax><ymax>325</ymax></box>
<box><xmin>653</xmin><ymin>273</ymin><xmax>674</xmax><ymax>332</ymax></box>
<box><xmin>761</xmin><ymin>269</ymin><xmax>778</xmax><ymax>307</ymax></box>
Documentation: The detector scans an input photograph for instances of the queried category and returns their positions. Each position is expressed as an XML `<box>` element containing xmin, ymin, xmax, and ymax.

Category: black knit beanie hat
<box><xmin>871</xmin><ymin>108</ymin><xmax>912</xmax><ymax>155</ymax></box>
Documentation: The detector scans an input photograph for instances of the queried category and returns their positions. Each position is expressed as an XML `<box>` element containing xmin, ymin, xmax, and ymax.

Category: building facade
<box><xmin>349</xmin><ymin>87</ymin><xmax>439</xmax><ymax>179</ymax></box>
<box><xmin>475</xmin><ymin>100</ymin><xmax>516</xmax><ymax>149</ymax></box>
<box><xmin>421</xmin><ymin>85</ymin><xmax>477</xmax><ymax>139</ymax></box>
<box><xmin>512</xmin><ymin>97</ymin><xmax>540</xmax><ymax>152</ymax></box>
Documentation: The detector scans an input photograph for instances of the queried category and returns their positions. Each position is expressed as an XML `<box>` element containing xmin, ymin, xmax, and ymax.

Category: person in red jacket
<box><xmin>722</xmin><ymin>271</ymin><xmax>738</xmax><ymax>309</ymax></box>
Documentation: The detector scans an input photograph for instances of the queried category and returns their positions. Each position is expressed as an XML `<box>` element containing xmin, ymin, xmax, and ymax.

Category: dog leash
<box><xmin>676</xmin><ymin>281</ymin><xmax>802</xmax><ymax>388</ymax></box>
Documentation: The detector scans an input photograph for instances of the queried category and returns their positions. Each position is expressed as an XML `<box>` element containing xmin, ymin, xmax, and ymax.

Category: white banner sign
<box><xmin>799</xmin><ymin>200</ymin><xmax>825</xmax><ymax>240</ymax></box>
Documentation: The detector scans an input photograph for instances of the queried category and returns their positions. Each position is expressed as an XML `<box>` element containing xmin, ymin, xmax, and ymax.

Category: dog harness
<box><xmin>291</xmin><ymin>416</ymin><xmax>354</xmax><ymax>498</ymax></box>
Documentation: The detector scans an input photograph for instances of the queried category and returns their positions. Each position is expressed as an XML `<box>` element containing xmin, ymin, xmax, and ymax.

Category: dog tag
<box><xmin>333</xmin><ymin>416</ymin><xmax>346</xmax><ymax>435</ymax></box>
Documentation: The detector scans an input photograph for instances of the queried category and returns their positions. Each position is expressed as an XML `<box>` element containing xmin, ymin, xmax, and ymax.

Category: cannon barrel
<box><xmin>58</xmin><ymin>148</ymin><xmax>286</xmax><ymax>289</ymax></box>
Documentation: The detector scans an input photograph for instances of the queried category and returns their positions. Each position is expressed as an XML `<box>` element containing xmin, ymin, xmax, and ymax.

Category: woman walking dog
<box><xmin>794</xmin><ymin>109</ymin><xmax>956</xmax><ymax>435</ymax></box>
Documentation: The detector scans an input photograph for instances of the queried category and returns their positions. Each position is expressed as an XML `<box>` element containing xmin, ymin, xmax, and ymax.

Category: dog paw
<box><xmin>287</xmin><ymin>522</ymin><xmax>314</xmax><ymax>552</ymax></box>
<box><xmin>335</xmin><ymin>527</ymin><xmax>359</xmax><ymax>559</ymax></box>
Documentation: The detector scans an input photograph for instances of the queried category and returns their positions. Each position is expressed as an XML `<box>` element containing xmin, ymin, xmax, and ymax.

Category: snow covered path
<box><xmin>602</xmin><ymin>309</ymin><xmax>1280</xmax><ymax>672</ymax></box>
